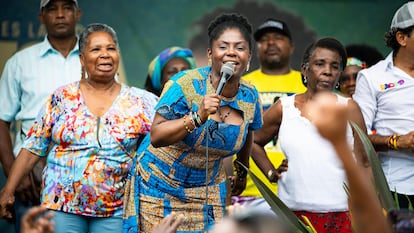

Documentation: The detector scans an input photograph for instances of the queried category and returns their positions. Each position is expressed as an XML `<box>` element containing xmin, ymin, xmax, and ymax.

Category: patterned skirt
<box><xmin>294</xmin><ymin>211</ymin><xmax>353</xmax><ymax>233</ymax></box>
<box><xmin>123</xmin><ymin>170</ymin><xmax>228</xmax><ymax>233</ymax></box>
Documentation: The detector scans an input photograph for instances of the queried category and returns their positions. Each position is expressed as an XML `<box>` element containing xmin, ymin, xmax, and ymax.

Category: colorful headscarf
<box><xmin>346</xmin><ymin>57</ymin><xmax>367</xmax><ymax>69</ymax></box>
<box><xmin>148</xmin><ymin>46</ymin><xmax>196</xmax><ymax>91</ymax></box>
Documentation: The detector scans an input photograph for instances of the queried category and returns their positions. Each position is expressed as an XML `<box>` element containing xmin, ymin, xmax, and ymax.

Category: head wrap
<box><xmin>148</xmin><ymin>47</ymin><xmax>196</xmax><ymax>91</ymax></box>
<box><xmin>346</xmin><ymin>57</ymin><xmax>367</xmax><ymax>69</ymax></box>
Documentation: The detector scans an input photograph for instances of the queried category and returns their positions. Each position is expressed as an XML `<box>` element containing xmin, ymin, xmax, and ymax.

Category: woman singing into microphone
<box><xmin>123</xmin><ymin>13</ymin><xmax>262</xmax><ymax>233</ymax></box>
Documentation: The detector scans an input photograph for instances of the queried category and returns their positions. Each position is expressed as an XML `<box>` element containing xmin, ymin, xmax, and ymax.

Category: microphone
<box><xmin>215</xmin><ymin>62</ymin><xmax>235</xmax><ymax>95</ymax></box>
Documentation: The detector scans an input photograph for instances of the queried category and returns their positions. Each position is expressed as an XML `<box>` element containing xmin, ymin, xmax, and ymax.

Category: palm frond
<box><xmin>350</xmin><ymin>121</ymin><xmax>395</xmax><ymax>211</ymax></box>
<box><xmin>236</xmin><ymin>161</ymin><xmax>316</xmax><ymax>233</ymax></box>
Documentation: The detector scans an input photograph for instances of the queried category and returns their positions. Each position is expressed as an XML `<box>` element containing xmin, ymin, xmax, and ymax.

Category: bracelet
<box><xmin>233</xmin><ymin>160</ymin><xmax>248</xmax><ymax>178</ymax></box>
<box><xmin>188</xmin><ymin>112</ymin><xmax>197</xmax><ymax>128</ymax></box>
<box><xmin>387</xmin><ymin>133</ymin><xmax>400</xmax><ymax>150</ymax></box>
<box><xmin>267</xmin><ymin>168</ymin><xmax>278</xmax><ymax>183</ymax></box>
<box><xmin>183</xmin><ymin>115</ymin><xmax>194</xmax><ymax>134</ymax></box>
<box><xmin>192</xmin><ymin>111</ymin><xmax>204</xmax><ymax>128</ymax></box>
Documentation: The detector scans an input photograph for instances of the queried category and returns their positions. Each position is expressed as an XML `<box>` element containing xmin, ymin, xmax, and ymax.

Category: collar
<box><xmin>38</xmin><ymin>35</ymin><xmax>79</xmax><ymax>57</ymax></box>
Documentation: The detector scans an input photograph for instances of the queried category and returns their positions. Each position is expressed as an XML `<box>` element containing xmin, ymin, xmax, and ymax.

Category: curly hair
<box><xmin>302</xmin><ymin>37</ymin><xmax>347</xmax><ymax>71</ymax></box>
<box><xmin>207</xmin><ymin>13</ymin><xmax>253</xmax><ymax>52</ymax></box>
<box><xmin>384</xmin><ymin>26</ymin><xmax>414</xmax><ymax>56</ymax></box>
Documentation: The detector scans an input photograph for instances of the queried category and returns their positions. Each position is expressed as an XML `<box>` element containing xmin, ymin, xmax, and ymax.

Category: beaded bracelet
<box><xmin>183</xmin><ymin>115</ymin><xmax>194</xmax><ymax>134</ymax></box>
<box><xmin>387</xmin><ymin>133</ymin><xmax>400</xmax><ymax>150</ymax></box>
<box><xmin>188</xmin><ymin>112</ymin><xmax>197</xmax><ymax>128</ymax></box>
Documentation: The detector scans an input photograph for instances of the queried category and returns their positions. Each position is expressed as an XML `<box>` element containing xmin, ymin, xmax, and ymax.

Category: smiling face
<box><xmin>39</xmin><ymin>0</ymin><xmax>81</xmax><ymax>39</ymax></box>
<box><xmin>208</xmin><ymin>28</ymin><xmax>252</xmax><ymax>79</ymax></box>
<box><xmin>303</xmin><ymin>47</ymin><xmax>342</xmax><ymax>93</ymax></box>
<box><xmin>80</xmin><ymin>31</ymin><xmax>119</xmax><ymax>81</ymax></box>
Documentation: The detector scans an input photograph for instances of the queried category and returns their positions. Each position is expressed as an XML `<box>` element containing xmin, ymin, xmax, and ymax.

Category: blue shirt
<box><xmin>0</xmin><ymin>36</ymin><xmax>81</xmax><ymax>155</ymax></box>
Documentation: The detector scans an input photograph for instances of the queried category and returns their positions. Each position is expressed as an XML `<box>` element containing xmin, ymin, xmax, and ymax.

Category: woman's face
<box><xmin>339</xmin><ymin>65</ymin><xmax>361</xmax><ymax>97</ymax></box>
<box><xmin>208</xmin><ymin>28</ymin><xmax>251</xmax><ymax>78</ymax></box>
<box><xmin>303</xmin><ymin>47</ymin><xmax>342</xmax><ymax>92</ymax></box>
<box><xmin>80</xmin><ymin>31</ymin><xmax>119</xmax><ymax>81</ymax></box>
<box><xmin>161</xmin><ymin>57</ymin><xmax>191</xmax><ymax>89</ymax></box>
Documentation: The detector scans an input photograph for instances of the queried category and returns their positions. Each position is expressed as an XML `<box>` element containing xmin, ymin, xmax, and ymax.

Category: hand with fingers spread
<box><xmin>151</xmin><ymin>212</ymin><xmax>185</xmax><ymax>233</ymax></box>
<box><xmin>21</xmin><ymin>206</ymin><xmax>54</xmax><ymax>233</ymax></box>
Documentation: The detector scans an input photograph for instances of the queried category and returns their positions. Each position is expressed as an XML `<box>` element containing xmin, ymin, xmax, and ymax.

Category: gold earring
<box><xmin>208</xmin><ymin>58</ymin><xmax>212</xmax><ymax>66</ymax></box>
<box><xmin>246</xmin><ymin>62</ymin><xmax>250</xmax><ymax>72</ymax></box>
<box><xmin>81</xmin><ymin>67</ymin><xmax>85</xmax><ymax>79</ymax></box>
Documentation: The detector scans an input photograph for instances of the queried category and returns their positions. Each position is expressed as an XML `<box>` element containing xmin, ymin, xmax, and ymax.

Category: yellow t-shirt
<box><xmin>239</xmin><ymin>69</ymin><xmax>306</xmax><ymax>197</ymax></box>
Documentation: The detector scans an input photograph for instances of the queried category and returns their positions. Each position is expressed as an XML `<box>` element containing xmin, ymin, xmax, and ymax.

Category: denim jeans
<box><xmin>52</xmin><ymin>210</ymin><xmax>123</xmax><ymax>233</ymax></box>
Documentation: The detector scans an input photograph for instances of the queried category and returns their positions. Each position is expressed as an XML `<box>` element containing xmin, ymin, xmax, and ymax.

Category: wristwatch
<box><xmin>267</xmin><ymin>169</ymin><xmax>278</xmax><ymax>183</ymax></box>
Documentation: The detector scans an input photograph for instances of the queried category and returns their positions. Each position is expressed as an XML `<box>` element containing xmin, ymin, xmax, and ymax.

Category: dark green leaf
<box><xmin>236</xmin><ymin>161</ymin><xmax>315</xmax><ymax>233</ymax></box>
<box><xmin>350</xmin><ymin>121</ymin><xmax>395</xmax><ymax>211</ymax></box>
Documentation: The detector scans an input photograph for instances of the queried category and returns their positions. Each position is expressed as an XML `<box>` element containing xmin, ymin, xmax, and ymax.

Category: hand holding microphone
<box><xmin>198</xmin><ymin>63</ymin><xmax>235</xmax><ymax>122</ymax></box>
<box><xmin>215</xmin><ymin>62</ymin><xmax>235</xmax><ymax>95</ymax></box>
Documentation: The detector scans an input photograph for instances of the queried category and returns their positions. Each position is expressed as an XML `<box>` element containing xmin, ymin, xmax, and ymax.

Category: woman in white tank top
<box><xmin>251</xmin><ymin>38</ymin><xmax>370</xmax><ymax>233</ymax></box>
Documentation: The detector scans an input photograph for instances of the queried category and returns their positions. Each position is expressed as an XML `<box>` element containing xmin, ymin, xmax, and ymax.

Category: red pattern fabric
<box><xmin>294</xmin><ymin>211</ymin><xmax>353</xmax><ymax>233</ymax></box>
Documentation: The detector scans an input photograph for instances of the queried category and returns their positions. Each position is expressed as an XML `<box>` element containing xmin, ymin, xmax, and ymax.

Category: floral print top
<box><xmin>23</xmin><ymin>81</ymin><xmax>158</xmax><ymax>217</ymax></box>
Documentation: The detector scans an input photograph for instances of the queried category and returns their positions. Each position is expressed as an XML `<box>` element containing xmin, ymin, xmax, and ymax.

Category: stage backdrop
<box><xmin>0</xmin><ymin>0</ymin><xmax>407</xmax><ymax>88</ymax></box>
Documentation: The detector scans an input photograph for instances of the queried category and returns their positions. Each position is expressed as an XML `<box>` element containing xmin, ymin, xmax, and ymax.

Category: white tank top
<box><xmin>277</xmin><ymin>94</ymin><xmax>353</xmax><ymax>212</ymax></box>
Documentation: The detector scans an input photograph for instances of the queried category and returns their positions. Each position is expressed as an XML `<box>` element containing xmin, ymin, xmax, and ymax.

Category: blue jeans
<box><xmin>52</xmin><ymin>211</ymin><xmax>123</xmax><ymax>233</ymax></box>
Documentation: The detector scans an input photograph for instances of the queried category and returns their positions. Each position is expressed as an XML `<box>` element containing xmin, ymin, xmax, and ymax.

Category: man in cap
<box><xmin>353</xmin><ymin>2</ymin><xmax>414</xmax><ymax>208</ymax></box>
<box><xmin>0</xmin><ymin>0</ymin><xmax>81</xmax><ymax>231</ymax></box>
<box><xmin>230</xmin><ymin>18</ymin><xmax>306</xmax><ymax>212</ymax></box>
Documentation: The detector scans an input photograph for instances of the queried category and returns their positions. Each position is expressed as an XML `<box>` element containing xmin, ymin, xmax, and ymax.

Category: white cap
<box><xmin>40</xmin><ymin>0</ymin><xmax>78</xmax><ymax>10</ymax></box>
<box><xmin>391</xmin><ymin>2</ymin><xmax>414</xmax><ymax>29</ymax></box>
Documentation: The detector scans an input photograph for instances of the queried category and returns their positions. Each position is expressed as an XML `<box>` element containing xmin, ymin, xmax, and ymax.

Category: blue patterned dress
<box><xmin>123</xmin><ymin>67</ymin><xmax>262</xmax><ymax>233</ymax></box>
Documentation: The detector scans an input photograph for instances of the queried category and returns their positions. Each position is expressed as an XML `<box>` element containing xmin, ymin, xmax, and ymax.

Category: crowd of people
<box><xmin>0</xmin><ymin>0</ymin><xmax>413</xmax><ymax>233</ymax></box>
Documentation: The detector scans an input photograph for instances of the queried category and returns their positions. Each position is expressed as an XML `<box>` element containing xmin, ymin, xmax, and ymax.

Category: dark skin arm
<box><xmin>229</xmin><ymin>130</ymin><xmax>253</xmax><ymax>196</ymax></box>
<box><xmin>347</xmin><ymin>99</ymin><xmax>372</xmax><ymax>178</ymax></box>
<box><xmin>0</xmin><ymin>120</ymin><xmax>38</xmax><ymax>206</ymax></box>
<box><xmin>369</xmin><ymin>131</ymin><xmax>414</xmax><ymax>152</ymax></box>
<box><xmin>0</xmin><ymin>120</ymin><xmax>15</xmax><ymax>177</ymax></box>
<box><xmin>150</xmin><ymin>93</ymin><xmax>221</xmax><ymax>147</ymax></box>
<box><xmin>251</xmin><ymin>100</ymin><xmax>288</xmax><ymax>183</ymax></box>
<box><xmin>0</xmin><ymin>149</ymin><xmax>40</xmax><ymax>219</ymax></box>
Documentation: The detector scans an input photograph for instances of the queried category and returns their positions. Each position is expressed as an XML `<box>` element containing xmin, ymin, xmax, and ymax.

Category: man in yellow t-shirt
<box><xmin>232</xmin><ymin>18</ymin><xmax>306</xmax><ymax>211</ymax></box>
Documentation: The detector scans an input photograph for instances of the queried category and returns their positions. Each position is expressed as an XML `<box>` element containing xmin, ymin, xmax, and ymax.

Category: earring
<box><xmin>335</xmin><ymin>82</ymin><xmax>340</xmax><ymax>89</ymax></box>
<box><xmin>246</xmin><ymin>62</ymin><xmax>250</xmax><ymax>72</ymax></box>
<box><xmin>303</xmin><ymin>76</ymin><xmax>307</xmax><ymax>84</ymax></box>
<box><xmin>208</xmin><ymin>58</ymin><xmax>212</xmax><ymax>66</ymax></box>
<box><xmin>81</xmin><ymin>67</ymin><xmax>87</xmax><ymax>79</ymax></box>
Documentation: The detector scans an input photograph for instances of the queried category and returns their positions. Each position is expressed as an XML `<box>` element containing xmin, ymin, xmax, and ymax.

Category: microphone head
<box><xmin>220</xmin><ymin>62</ymin><xmax>234</xmax><ymax>80</ymax></box>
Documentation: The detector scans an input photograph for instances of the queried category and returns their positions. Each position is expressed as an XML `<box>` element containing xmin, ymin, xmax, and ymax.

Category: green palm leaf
<box><xmin>236</xmin><ymin>161</ymin><xmax>316</xmax><ymax>233</ymax></box>
<box><xmin>350</xmin><ymin>121</ymin><xmax>395</xmax><ymax>211</ymax></box>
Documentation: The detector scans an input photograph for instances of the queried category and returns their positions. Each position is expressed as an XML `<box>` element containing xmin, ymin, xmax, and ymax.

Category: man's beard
<box><xmin>264</xmin><ymin>59</ymin><xmax>286</xmax><ymax>70</ymax></box>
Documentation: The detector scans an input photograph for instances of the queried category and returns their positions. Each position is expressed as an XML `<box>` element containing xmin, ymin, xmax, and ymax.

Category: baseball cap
<box><xmin>253</xmin><ymin>18</ymin><xmax>292</xmax><ymax>41</ymax></box>
<box><xmin>40</xmin><ymin>0</ymin><xmax>78</xmax><ymax>10</ymax></box>
<box><xmin>390</xmin><ymin>2</ymin><xmax>414</xmax><ymax>29</ymax></box>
